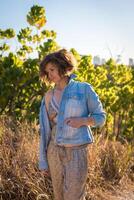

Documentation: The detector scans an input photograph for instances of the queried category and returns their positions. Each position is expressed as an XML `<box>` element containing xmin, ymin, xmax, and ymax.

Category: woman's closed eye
<box><xmin>46</xmin><ymin>69</ymin><xmax>55</xmax><ymax>75</ymax></box>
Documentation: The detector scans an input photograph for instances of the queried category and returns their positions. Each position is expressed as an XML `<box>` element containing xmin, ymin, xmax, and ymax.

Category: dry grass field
<box><xmin>0</xmin><ymin>116</ymin><xmax>134</xmax><ymax>200</ymax></box>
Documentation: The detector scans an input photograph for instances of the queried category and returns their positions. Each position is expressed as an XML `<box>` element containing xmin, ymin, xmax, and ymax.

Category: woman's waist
<box><xmin>56</xmin><ymin>143</ymin><xmax>89</xmax><ymax>149</ymax></box>
<box><xmin>51</xmin><ymin>124</ymin><xmax>87</xmax><ymax>147</ymax></box>
<box><xmin>50</xmin><ymin>124</ymin><xmax>94</xmax><ymax>145</ymax></box>
<box><xmin>49</xmin><ymin>138</ymin><xmax>89</xmax><ymax>149</ymax></box>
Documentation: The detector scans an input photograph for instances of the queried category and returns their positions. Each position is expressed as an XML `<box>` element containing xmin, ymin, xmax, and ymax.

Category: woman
<box><xmin>39</xmin><ymin>49</ymin><xmax>106</xmax><ymax>200</ymax></box>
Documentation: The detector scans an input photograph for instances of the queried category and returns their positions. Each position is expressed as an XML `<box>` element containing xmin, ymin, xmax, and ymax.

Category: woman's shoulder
<box><xmin>74</xmin><ymin>81</ymin><xmax>96</xmax><ymax>96</ymax></box>
<box><xmin>75</xmin><ymin>80</ymin><xmax>92</xmax><ymax>89</ymax></box>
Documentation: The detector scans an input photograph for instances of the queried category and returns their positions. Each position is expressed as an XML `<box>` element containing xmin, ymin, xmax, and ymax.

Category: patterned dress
<box><xmin>47</xmin><ymin>89</ymin><xmax>88</xmax><ymax>200</ymax></box>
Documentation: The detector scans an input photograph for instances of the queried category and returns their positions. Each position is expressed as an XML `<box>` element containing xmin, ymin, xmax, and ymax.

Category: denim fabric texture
<box><xmin>39</xmin><ymin>74</ymin><xmax>106</xmax><ymax>170</ymax></box>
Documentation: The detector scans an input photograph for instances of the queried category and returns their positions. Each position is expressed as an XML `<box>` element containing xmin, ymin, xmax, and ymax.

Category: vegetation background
<box><xmin>0</xmin><ymin>5</ymin><xmax>134</xmax><ymax>200</ymax></box>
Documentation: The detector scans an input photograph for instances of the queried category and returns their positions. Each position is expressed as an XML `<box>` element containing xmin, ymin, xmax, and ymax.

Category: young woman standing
<box><xmin>39</xmin><ymin>49</ymin><xmax>106</xmax><ymax>200</ymax></box>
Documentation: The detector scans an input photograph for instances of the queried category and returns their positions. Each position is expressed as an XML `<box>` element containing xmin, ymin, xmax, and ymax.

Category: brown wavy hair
<box><xmin>39</xmin><ymin>49</ymin><xmax>77</xmax><ymax>82</ymax></box>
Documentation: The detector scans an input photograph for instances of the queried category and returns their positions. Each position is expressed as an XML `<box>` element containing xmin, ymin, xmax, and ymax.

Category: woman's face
<box><xmin>45</xmin><ymin>62</ymin><xmax>62</xmax><ymax>84</ymax></box>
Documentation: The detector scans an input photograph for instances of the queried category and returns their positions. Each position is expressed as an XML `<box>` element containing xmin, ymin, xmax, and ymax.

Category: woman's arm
<box><xmin>39</xmin><ymin>90</ymin><xmax>52</xmax><ymax>171</ymax></box>
<box><xmin>64</xmin><ymin>84</ymin><xmax>106</xmax><ymax>128</ymax></box>
<box><xmin>85</xmin><ymin>84</ymin><xmax>106</xmax><ymax>127</ymax></box>
<box><xmin>64</xmin><ymin>116</ymin><xmax>95</xmax><ymax>128</ymax></box>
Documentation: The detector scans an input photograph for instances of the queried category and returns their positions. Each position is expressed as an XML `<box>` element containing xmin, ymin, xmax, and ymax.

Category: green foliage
<box><xmin>41</xmin><ymin>30</ymin><xmax>57</xmax><ymax>39</ymax></box>
<box><xmin>0</xmin><ymin>4</ymin><xmax>133</xmax><ymax>142</ymax></box>
<box><xmin>76</xmin><ymin>57</ymin><xmax>134</xmax><ymax>141</ymax></box>
<box><xmin>17</xmin><ymin>27</ymin><xmax>32</xmax><ymax>44</ymax></box>
<box><xmin>27</xmin><ymin>5</ymin><xmax>47</xmax><ymax>29</ymax></box>
<box><xmin>0</xmin><ymin>53</ymin><xmax>43</xmax><ymax>121</ymax></box>
<box><xmin>0</xmin><ymin>28</ymin><xmax>15</xmax><ymax>39</ymax></box>
<box><xmin>0</xmin><ymin>43</ymin><xmax>10</xmax><ymax>52</ymax></box>
<box><xmin>17</xmin><ymin>45</ymin><xmax>33</xmax><ymax>57</ymax></box>
<box><xmin>0</xmin><ymin>5</ymin><xmax>60</xmax><ymax>121</ymax></box>
<box><xmin>70</xmin><ymin>48</ymin><xmax>81</xmax><ymax>63</ymax></box>
<box><xmin>38</xmin><ymin>39</ymin><xmax>60</xmax><ymax>59</ymax></box>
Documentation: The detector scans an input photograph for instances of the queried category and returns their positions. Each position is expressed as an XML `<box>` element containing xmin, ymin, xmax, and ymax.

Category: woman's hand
<box><xmin>64</xmin><ymin>117</ymin><xmax>95</xmax><ymax>128</ymax></box>
<box><xmin>64</xmin><ymin>117</ymin><xmax>85</xmax><ymax>128</ymax></box>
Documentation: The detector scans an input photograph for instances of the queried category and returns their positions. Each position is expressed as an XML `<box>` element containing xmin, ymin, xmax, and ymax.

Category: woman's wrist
<box><xmin>82</xmin><ymin>117</ymin><xmax>95</xmax><ymax>126</ymax></box>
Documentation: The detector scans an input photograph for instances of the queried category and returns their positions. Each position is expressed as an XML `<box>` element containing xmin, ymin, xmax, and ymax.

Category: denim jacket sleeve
<box><xmin>39</xmin><ymin>97</ymin><xmax>51</xmax><ymax>170</ymax></box>
<box><xmin>86</xmin><ymin>84</ymin><xmax>106</xmax><ymax>127</ymax></box>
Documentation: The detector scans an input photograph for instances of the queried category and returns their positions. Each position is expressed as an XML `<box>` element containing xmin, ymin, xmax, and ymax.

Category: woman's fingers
<box><xmin>64</xmin><ymin>118</ymin><xmax>71</xmax><ymax>124</ymax></box>
<box><xmin>64</xmin><ymin>117</ymin><xmax>83</xmax><ymax>128</ymax></box>
<box><xmin>64</xmin><ymin>117</ymin><xmax>77</xmax><ymax>127</ymax></box>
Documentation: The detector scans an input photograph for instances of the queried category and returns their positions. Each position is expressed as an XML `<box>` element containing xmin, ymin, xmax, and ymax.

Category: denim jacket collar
<box><xmin>63</xmin><ymin>73</ymin><xmax>77</xmax><ymax>90</ymax></box>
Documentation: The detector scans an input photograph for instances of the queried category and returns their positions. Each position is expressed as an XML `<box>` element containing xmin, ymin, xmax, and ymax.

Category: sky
<box><xmin>0</xmin><ymin>0</ymin><xmax>134</xmax><ymax>64</ymax></box>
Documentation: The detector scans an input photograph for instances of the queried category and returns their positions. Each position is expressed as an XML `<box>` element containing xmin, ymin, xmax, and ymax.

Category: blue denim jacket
<box><xmin>39</xmin><ymin>74</ymin><xmax>106</xmax><ymax>170</ymax></box>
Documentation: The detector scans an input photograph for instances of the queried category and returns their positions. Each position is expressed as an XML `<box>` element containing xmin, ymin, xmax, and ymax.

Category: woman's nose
<box><xmin>48</xmin><ymin>72</ymin><xmax>52</xmax><ymax>79</ymax></box>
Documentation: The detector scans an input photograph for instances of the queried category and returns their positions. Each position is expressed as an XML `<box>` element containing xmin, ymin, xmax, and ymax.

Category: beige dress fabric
<box><xmin>47</xmin><ymin>91</ymin><xmax>89</xmax><ymax>200</ymax></box>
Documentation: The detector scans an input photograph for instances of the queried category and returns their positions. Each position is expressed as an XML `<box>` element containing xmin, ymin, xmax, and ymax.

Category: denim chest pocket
<box><xmin>64</xmin><ymin>93</ymin><xmax>84</xmax><ymax>118</ymax></box>
<box><xmin>67</xmin><ymin>93</ymin><xmax>83</xmax><ymax>100</ymax></box>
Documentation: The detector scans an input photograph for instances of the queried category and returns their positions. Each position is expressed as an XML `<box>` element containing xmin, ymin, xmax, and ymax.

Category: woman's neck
<box><xmin>55</xmin><ymin>76</ymin><xmax>69</xmax><ymax>91</ymax></box>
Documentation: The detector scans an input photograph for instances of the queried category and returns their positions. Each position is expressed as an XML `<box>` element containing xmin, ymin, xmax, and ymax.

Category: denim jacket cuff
<box><xmin>39</xmin><ymin>160</ymin><xmax>49</xmax><ymax>170</ymax></box>
<box><xmin>91</xmin><ymin>114</ymin><xmax>106</xmax><ymax>127</ymax></box>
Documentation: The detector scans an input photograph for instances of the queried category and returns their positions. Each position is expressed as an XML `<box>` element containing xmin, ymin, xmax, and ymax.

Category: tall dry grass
<box><xmin>0</xmin><ymin>116</ymin><xmax>133</xmax><ymax>200</ymax></box>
